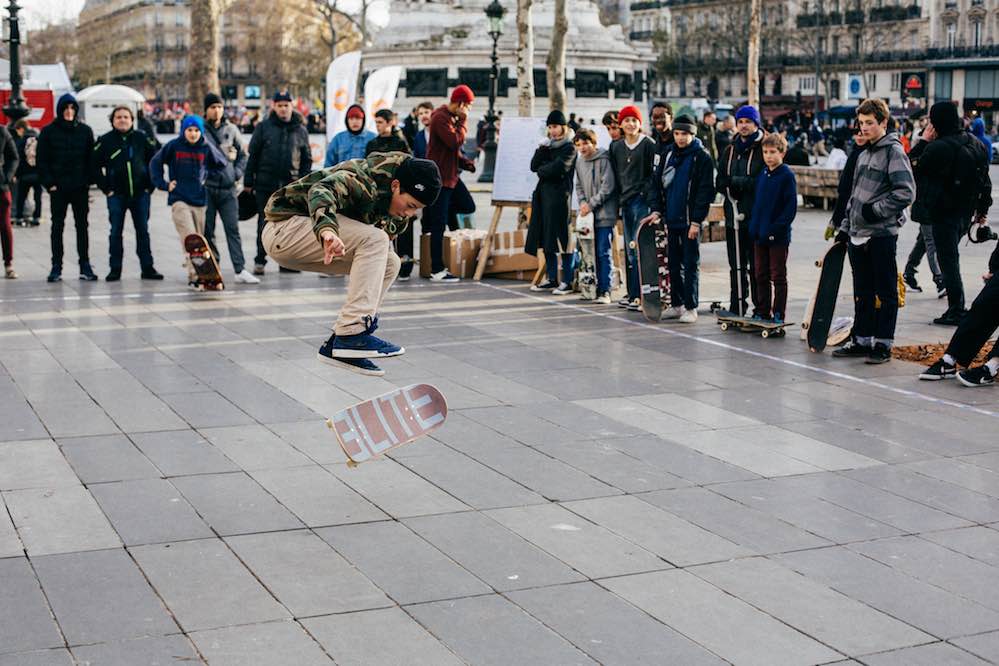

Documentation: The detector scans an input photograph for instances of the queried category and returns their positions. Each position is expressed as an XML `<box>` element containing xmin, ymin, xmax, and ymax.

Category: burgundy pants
<box><xmin>753</xmin><ymin>243</ymin><xmax>788</xmax><ymax>318</ymax></box>
<box><xmin>0</xmin><ymin>190</ymin><xmax>11</xmax><ymax>265</ymax></box>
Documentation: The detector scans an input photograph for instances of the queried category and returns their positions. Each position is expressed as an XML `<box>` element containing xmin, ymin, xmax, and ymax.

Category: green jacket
<box><xmin>264</xmin><ymin>151</ymin><xmax>411</xmax><ymax>240</ymax></box>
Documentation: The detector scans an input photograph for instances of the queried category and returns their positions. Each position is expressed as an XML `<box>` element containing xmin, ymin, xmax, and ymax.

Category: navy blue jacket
<box><xmin>647</xmin><ymin>138</ymin><xmax>715</xmax><ymax>230</ymax></box>
<box><xmin>748</xmin><ymin>163</ymin><xmax>797</xmax><ymax>246</ymax></box>
<box><xmin>149</xmin><ymin>136</ymin><xmax>228</xmax><ymax>206</ymax></box>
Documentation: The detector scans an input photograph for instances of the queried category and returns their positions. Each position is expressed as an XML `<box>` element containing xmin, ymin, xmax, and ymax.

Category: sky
<box><xmin>22</xmin><ymin>0</ymin><xmax>87</xmax><ymax>30</ymax></box>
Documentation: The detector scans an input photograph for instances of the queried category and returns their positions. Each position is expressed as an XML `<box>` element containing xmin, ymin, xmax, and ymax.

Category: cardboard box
<box><xmin>483</xmin><ymin>229</ymin><xmax>539</xmax><ymax>275</ymax></box>
<box><xmin>700</xmin><ymin>221</ymin><xmax>726</xmax><ymax>243</ymax></box>
<box><xmin>419</xmin><ymin>229</ymin><xmax>488</xmax><ymax>278</ymax></box>
<box><xmin>490</xmin><ymin>270</ymin><xmax>536</xmax><ymax>281</ymax></box>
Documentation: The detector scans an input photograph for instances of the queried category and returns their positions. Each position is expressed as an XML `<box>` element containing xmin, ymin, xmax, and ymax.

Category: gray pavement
<box><xmin>1</xmin><ymin>185</ymin><xmax>998</xmax><ymax>665</ymax></box>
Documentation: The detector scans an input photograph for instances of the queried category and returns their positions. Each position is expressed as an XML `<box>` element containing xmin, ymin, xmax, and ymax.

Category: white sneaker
<box><xmin>552</xmin><ymin>282</ymin><xmax>572</xmax><ymax>295</ymax></box>
<box><xmin>594</xmin><ymin>292</ymin><xmax>612</xmax><ymax>304</ymax></box>
<box><xmin>662</xmin><ymin>306</ymin><xmax>685</xmax><ymax>320</ymax></box>
<box><xmin>235</xmin><ymin>269</ymin><xmax>261</xmax><ymax>284</ymax></box>
<box><xmin>430</xmin><ymin>270</ymin><xmax>460</xmax><ymax>283</ymax></box>
<box><xmin>679</xmin><ymin>309</ymin><xmax>698</xmax><ymax>323</ymax></box>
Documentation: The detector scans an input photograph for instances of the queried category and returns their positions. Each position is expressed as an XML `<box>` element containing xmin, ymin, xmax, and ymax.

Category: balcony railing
<box><xmin>869</xmin><ymin>4</ymin><xmax>921</xmax><ymax>20</ymax></box>
<box><xmin>629</xmin><ymin>1</ymin><xmax>663</xmax><ymax>9</ymax></box>
<box><xmin>797</xmin><ymin>5</ymin><xmax>918</xmax><ymax>27</ymax></box>
<box><xmin>629</xmin><ymin>30</ymin><xmax>655</xmax><ymax>40</ymax></box>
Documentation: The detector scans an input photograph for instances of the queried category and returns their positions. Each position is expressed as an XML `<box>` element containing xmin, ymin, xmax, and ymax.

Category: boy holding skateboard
<box><xmin>573</xmin><ymin>128</ymin><xmax>617</xmax><ymax>304</ymax></box>
<box><xmin>262</xmin><ymin>152</ymin><xmax>442</xmax><ymax>376</ymax></box>
<box><xmin>748</xmin><ymin>133</ymin><xmax>797</xmax><ymax>324</ymax></box>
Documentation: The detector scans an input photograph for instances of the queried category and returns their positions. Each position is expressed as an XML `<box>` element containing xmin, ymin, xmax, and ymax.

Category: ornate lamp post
<box><xmin>3</xmin><ymin>0</ymin><xmax>31</xmax><ymax>124</ymax></box>
<box><xmin>478</xmin><ymin>0</ymin><xmax>505</xmax><ymax>183</ymax></box>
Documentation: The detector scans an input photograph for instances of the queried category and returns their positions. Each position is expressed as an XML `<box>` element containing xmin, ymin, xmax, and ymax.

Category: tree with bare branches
<box><xmin>747</xmin><ymin>0</ymin><xmax>762</xmax><ymax>106</ymax></box>
<box><xmin>312</xmin><ymin>0</ymin><xmax>378</xmax><ymax>59</ymax></box>
<box><xmin>517</xmin><ymin>0</ymin><xmax>535</xmax><ymax>116</ymax></box>
<box><xmin>188</xmin><ymin>0</ymin><xmax>226</xmax><ymax>114</ymax></box>
<box><xmin>546</xmin><ymin>0</ymin><xmax>567</xmax><ymax>113</ymax></box>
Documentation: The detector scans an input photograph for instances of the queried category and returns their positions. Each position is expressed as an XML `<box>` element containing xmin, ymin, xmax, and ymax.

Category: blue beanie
<box><xmin>735</xmin><ymin>105</ymin><xmax>761</xmax><ymax>127</ymax></box>
<box><xmin>181</xmin><ymin>115</ymin><xmax>205</xmax><ymax>134</ymax></box>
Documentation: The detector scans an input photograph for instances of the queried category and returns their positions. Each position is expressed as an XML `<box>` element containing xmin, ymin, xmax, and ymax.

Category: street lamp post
<box><xmin>478</xmin><ymin>0</ymin><xmax>505</xmax><ymax>183</ymax></box>
<box><xmin>3</xmin><ymin>0</ymin><xmax>31</xmax><ymax>124</ymax></box>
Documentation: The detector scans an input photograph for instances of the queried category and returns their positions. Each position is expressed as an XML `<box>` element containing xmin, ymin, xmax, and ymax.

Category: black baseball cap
<box><xmin>395</xmin><ymin>158</ymin><xmax>441</xmax><ymax>207</ymax></box>
<box><xmin>272</xmin><ymin>89</ymin><xmax>293</xmax><ymax>103</ymax></box>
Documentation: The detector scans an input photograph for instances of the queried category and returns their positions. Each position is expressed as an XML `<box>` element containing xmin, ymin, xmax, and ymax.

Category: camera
<box><xmin>969</xmin><ymin>221</ymin><xmax>999</xmax><ymax>244</ymax></box>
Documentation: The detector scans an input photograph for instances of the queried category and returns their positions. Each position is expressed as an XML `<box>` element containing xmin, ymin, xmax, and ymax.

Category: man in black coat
<box><xmin>12</xmin><ymin>119</ymin><xmax>41</xmax><ymax>227</ymax></box>
<box><xmin>244</xmin><ymin>89</ymin><xmax>312</xmax><ymax>275</ymax></box>
<box><xmin>37</xmin><ymin>93</ymin><xmax>96</xmax><ymax>282</ymax></box>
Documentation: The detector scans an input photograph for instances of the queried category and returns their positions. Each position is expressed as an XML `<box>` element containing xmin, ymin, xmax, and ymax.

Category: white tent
<box><xmin>76</xmin><ymin>85</ymin><xmax>146</xmax><ymax>136</ymax></box>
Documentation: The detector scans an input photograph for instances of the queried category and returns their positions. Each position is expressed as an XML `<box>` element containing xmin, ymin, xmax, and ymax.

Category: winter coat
<box><xmin>413</xmin><ymin>127</ymin><xmax>430</xmax><ymax>159</ymax></box>
<box><xmin>647</xmin><ymin>138</ymin><xmax>715</xmax><ymax>230</ymax></box>
<box><xmin>842</xmin><ymin>132</ymin><xmax>915</xmax><ymax>238</ymax></box>
<box><xmin>92</xmin><ymin>128</ymin><xmax>158</xmax><ymax>198</ymax></box>
<box><xmin>37</xmin><ymin>93</ymin><xmax>95</xmax><ymax>191</ymax></box>
<box><xmin>609</xmin><ymin>134</ymin><xmax>656</xmax><ymax>205</ymax></box>
<box><xmin>365</xmin><ymin>130</ymin><xmax>411</xmax><ymax>156</ymax></box>
<box><xmin>909</xmin><ymin>131</ymin><xmax>992</xmax><ymax>223</ymax></box>
<box><xmin>244</xmin><ymin>110</ymin><xmax>311</xmax><ymax>194</ymax></box>
<box><xmin>0</xmin><ymin>126</ymin><xmax>18</xmax><ymax>193</ymax></box>
<box><xmin>14</xmin><ymin>128</ymin><xmax>38</xmax><ymax>183</ymax></box>
<box><xmin>427</xmin><ymin>105</ymin><xmax>470</xmax><ymax>188</ymax></box>
<box><xmin>574</xmin><ymin>148</ymin><xmax>618</xmax><ymax>227</ymax></box>
<box><xmin>748</xmin><ymin>164</ymin><xmax>797</xmax><ymax>246</ymax></box>
<box><xmin>203</xmin><ymin>117</ymin><xmax>247</xmax><ymax>192</ymax></box>
<box><xmin>149</xmin><ymin>135</ymin><xmax>229</xmax><ymax>207</ymax></box>
<box><xmin>716</xmin><ymin>129</ymin><xmax>766</xmax><ymax>228</ymax></box>
<box><xmin>525</xmin><ymin>138</ymin><xmax>576</xmax><ymax>256</ymax></box>
<box><xmin>325</xmin><ymin>105</ymin><xmax>375</xmax><ymax>166</ymax></box>
<box><xmin>696</xmin><ymin>122</ymin><xmax>717</xmax><ymax>161</ymax></box>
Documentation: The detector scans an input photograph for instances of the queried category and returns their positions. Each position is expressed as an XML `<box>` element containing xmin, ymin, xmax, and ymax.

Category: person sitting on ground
<box><xmin>526</xmin><ymin>110</ymin><xmax>577</xmax><ymax>295</ymax></box>
<box><xmin>366</xmin><ymin>109</ymin><xmax>411</xmax><ymax>156</ymax></box>
<box><xmin>261</xmin><ymin>152</ymin><xmax>441</xmax><ymax>376</ymax></box>
<box><xmin>573</xmin><ymin>128</ymin><xmax>618</xmax><ymax>304</ymax></box>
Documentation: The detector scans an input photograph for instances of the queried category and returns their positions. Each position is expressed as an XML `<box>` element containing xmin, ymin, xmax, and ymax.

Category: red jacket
<box><xmin>427</xmin><ymin>105</ymin><xmax>467</xmax><ymax>188</ymax></box>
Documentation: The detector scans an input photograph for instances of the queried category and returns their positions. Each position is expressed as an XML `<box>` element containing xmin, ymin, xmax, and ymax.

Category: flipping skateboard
<box><xmin>635</xmin><ymin>215</ymin><xmax>670</xmax><ymax>322</ymax></box>
<box><xmin>184</xmin><ymin>233</ymin><xmax>224</xmax><ymax>291</ymax></box>
<box><xmin>326</xmin><ymin>384</ymin><xmax>448</xmax><ymax>466</ymax></box>
<box><xmin>717</xmin><ymin>311</ymin><xmax>792</xmax><ymax>338</ymax></box>
<box><xmin>801</xmin><ymin>241</ymin><xmax>848</xmax><ymax>352</ymax></box>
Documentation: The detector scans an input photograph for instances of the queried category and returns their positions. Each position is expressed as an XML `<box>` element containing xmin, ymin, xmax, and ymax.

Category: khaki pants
<box><xmin>172</xmin><ymin>201</ymin><xmax>206</xmax><ymax>280</ymax></box>
<box><xmin>262</xmin><ymin>215</ymin><xmax>400</xmax><ymax>336</ymax></box>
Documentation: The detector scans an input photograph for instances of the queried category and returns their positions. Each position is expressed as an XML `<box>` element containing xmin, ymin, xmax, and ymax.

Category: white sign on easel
<box><xmin>492</xmin><ymin>117</ymin><xmax>547</xmax><ymax>203</ymax></box>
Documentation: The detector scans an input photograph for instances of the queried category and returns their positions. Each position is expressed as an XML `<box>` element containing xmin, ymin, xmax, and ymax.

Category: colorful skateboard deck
<box><xmin>184</xmin><ymin>233</ymin><xmax>224</xmax><ymax>291</ymax></box>
<box><xmin>802</xmin><ymin>242</ymin><xmax>848</xmax><ymax>352</ymax></box>
<box><xmin>716</xmin><ymin>311</ymin><xmax>792</xmax><ymax>338</ymax></box>
<box><xmin>636</xmin><ymin>216</ymin><xmax>670</xmax><ymax>322</ymax></box>
<box><xmin>326</xmin><ymin>384</ymin><xmax>448</xmax><ymax>466</ymax></box>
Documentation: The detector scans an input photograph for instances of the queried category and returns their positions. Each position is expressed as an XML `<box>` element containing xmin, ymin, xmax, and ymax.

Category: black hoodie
<box><xmin>37</xmin><ymin>93</ymin><xmax>95</xmax><ymax>191</ymax></box>
<box><xmin>244</xmin><ymin>109</ymin><xmax>311</xmax><ymax>192</ymax></box>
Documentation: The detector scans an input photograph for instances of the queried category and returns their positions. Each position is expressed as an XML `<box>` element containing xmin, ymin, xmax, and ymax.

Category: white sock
<box><xmin>986</xmin><ymin>358</ymin><xmax>999</xmax><ymax>376</ymax></box>
<box><xmin>943</xmin><ymin>354</ymin><xmax>957</xmax><ymax>367</ymax></box>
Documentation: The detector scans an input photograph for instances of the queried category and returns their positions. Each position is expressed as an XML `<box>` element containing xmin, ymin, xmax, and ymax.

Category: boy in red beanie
<box><xmin>423</xmin><ymin>85</ymin><xmax>477</xmax><ymax>282</ymax></box>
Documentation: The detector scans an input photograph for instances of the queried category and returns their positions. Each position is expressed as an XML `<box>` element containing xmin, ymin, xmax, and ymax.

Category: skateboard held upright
<box><xmin>635</xmin><ymin>215</ymin><xmax>670</xmax><ymax>322</ymax></box>
<box><xmin>802</xmin><ymin>241</ymin><xmax>848</xmax><ymax>352</ymax></box>
<box><xmin>184</xmin><ymin>233</ymin><xmax>224</xmax><ymax>291</ymax></box>
<box><xmin>575</xmin><ymin>212</ymin><xmax>597</xmax><ymax>300</ymax></box>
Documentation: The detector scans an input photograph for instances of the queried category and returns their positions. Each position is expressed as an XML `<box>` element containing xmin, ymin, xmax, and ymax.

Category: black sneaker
<box><xmin>141</xmin><ymin>269</ymin><xmax>165</xmax><ymax>280</ymax></box>
<box><xmin>865</xmin><ymin>343</ymin><xmax>892</xmax><ymax>364</ymax></box>
<box><xmin>903</xmin><ymin>273</ymin><xmax>922</xmax><ymax>293</ymax></box>
<box><xmin>47</xmin><ymin>268</ymin><xmax>62</xmax><ymax>283</ymax></box>
<box><xmin>933</xmin><ymin>311</ymin><xmax>967</xmax><ymax>326</ymax></box>
<box><xmin>430</xmin><ymin>269</ymin><xmax>461</xmax><ymax>283</ymax></box>
<box><xmin>919</xmin><ymin>358</ymin><xmax>956</xmax><ymax>380</ymax></box>
<box><xmin>937</xmin><ymin>285</ymin><xmax>948</xmax><ymax>299</ymax></box>
<box><xmin>832</xmin><ymin>340</ymin><xmax>871</xmax><ymax>358</ymax></box>
<box><xmin>530</xmin><ymin>279</ymin><xmax>557</xmax><ymax>292</ymax></box>
<box><xmin>79</xmin><ymin>264</ymin><xmax>98</xmax><ymax>281</ymax></box>
<box><xmin>105</xmin><ymin>271</ymin><xmax>121</xmax><ymax>282</ymax></box>
<box><xmin>957</xmin><ymin>365</ymin><xmax>995</xmax><ymax>387</ymax></box>
<box><xmin>279</xmin><ymin>266</ymin><xmax>301</xmax><ymax>274</ymax></box>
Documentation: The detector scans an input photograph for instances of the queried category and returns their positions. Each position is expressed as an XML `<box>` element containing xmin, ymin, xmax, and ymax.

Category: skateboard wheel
<box><xmin>761</xmin><ymin>329</ymin><xmax>769</xmax><ymax>338</ymax></box>
<box><xmin>629</xmin><ymin>241</ymin><xmax>636</xmax><ymax>249</ymax></box>
<box><xmin>720</xmin><ymin>322</ymin><xmax>729</xmax><ymax>331</ymax></box>
<box><xmin>815</xmin><ymin>259</ymin><xmax>823</xmax><ymax>267</ymax></box>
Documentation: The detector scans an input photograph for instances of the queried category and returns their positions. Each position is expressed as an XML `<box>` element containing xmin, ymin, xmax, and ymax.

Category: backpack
<box><xmin>949</xmin><ymin>133</ymin><xmax>989</xmax><ymax>211</ymax></box>
<box><xmin>25</xmin><ymin>135</ymin><xmax>37</xmax><ymax>168</ymax></box>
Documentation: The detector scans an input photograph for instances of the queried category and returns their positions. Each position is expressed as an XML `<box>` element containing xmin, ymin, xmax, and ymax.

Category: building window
<box><xmin>891</xmin><ymin>72</ymin><xmax>901</xmax><ymax>90</ymax></box>
<box><xmin>936</xmin><ymin>69</ymin><xmax>953</xmax><ymax>99</ymax></box>
<box><xmin>853</xmin><ymin>34</ymin><xmax>861</xmax><ymax>53</ymax></box>
<box><xmin>974</xmin><ymin>20</ymin><xmax>983</xmax><ymax>47</ymax></box>
<box><xmin>406</xmin><ymin>69</ymin><xmax>448</xmax><ymax>97</ymax></box>
<box><xmin>868</xmin><ymin>73</ymin><xmax>877</xmax><ymax>90</ymax></box>
<box><xmin>833</xmin><ymin>35</ymin><xmax>840</xmax><ymax>53</ymax></box>
<box><xmin>575</xmin><ymin>70</ymin><xmax>611</xmax><ymax>98</ymax></box>
<box><xmin>947</xmin><ymin>23</ymin><xmax>957</xmax><ymax>49</ymax></box>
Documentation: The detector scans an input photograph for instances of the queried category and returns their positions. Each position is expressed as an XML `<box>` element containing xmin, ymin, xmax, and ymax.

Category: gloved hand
<box><xmin>824</xmin><ymin>226</ymin><xmax>836</xmax><ymax>241</ymax></box>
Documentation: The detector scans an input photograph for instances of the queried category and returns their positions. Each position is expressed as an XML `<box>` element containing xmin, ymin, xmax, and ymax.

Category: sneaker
<box><xmin>772</xmin><ymin>313</ymin><xmax>785</xmax><ymax>325</ymax></box>
<box><xmin>919</xmin><ymin>358</ymin><xmax>957</xmax><ymax>381</ymax></box>
<box><xmin>397</xmin><ymin>274</ymin><xmax>411</xmax><ymax>282</ymax></box>
<box><xmin>234</xmin><ymin>269</ymin><xmax>260</xmax><ymax>284</ymax></box>
<box><xmin>46</xmin><ymin>268</ymin><xmax>61</xmax><ymax>283</ymax></box>
<box><xmin>106</xmin><ymin>271</ymin><xmax>121</xmax><ymax>282</ymax></box>
<box><xmin>279</xmin><ymin>266</ymin><xmax>301</xmax><ymax>274</ymax></box>
<box><xmin>616</xmin><ymin>296</ymin><xmax>631</xmax><ymax>308</ymax></box>
<box><xmin>530</xmin><ymin>279</ymin><xmax>557</xmax><ymax>291</ymax></box>
<box><xmin>430</xmin><ymin>270</ymin><xmax>461</xmax><ymax>283</ymax></box>
<box><xmin>252</xmin><ymin>263</ymin><xmax>266</xmax><ymax>276</ymax></box>
<box><xmin>594</xmin><ymin>292</ymin><xmax>612</xmax><ymax>304</ymax></box>
<box><xmin>662</xmin><ymin>306</ymin><xmax>684</xmax><ymax>320</ymax></box>
<box><xmin>957</xmin><ymin>365</ymin><xmax>996</xmax><ymax>387</ymax></box>
<box><xmin>79</xmin><ymin>265</ymin><xmax>98</xmax><ymax>281</ymax></box>
<box><xmin>552</xmin><ymin>282</ymin><xmax>572</xmax><ymax>295</ymax></box>
<box><xmin>329</xmin><ymin>324</ymin><xmax>404</xmax><ymax>358</ymax></box>
<box><xmin>29</xmin><ymin>218</ymin><xmax>40</xmax><ymax>227</ymax></box>
<box><xmin>141</xmin><ymin>269</ymin><xmax>164</xmax><ymax>280</ymax></box>
<box><xmin>626</xmin><ymin>299</ymin><xmax>641</xmax><ymax>311</ymax></box>
<box><xmin>865</xmin><ymin>343</ymin><xmax>892</xmax><ymax>364</ymax></box>
<box><xmin>4</xmin><ymin>265</ymin><xmax>17</xmax><ymax>279</ymax></box>
<box><xmin>933</xmin><ymin>311</ymin><xmax>966</xmax><ymax>326</ymax></box>
<box><xmin>318</xmin><ymin>341</ymin><xmax>385</xmax><ymax>376</ymax></box>
<box><xmin>679</xmin><ymin>309</ymin><xmax>698</xmax><ymax>323</ymax></box>
<box><xmin>903</xmin><ymin>272</ymin><xmax>922</xmax><ymax>293</ymax></box>
<box><xmin>188</xmin><ymin>280</ymin><xmax>205</xmax><ymax>291</ymax></box>
<box><xmin>832</xmin><ymin>340</ymin><xmax>871</xmax><ymax>358</ymax></box>
<box><xmin>937</xmin><ymin>285</ymin><xmax>948</xmax><ymax>299</ymax></box>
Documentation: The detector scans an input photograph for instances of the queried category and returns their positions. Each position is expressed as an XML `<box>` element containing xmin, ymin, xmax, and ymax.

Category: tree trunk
<box><xmin>188</xmin><ymin>0</ymin><xmax>221</xmax><ymax>114</ymax></box>
<box><xmin>546</xmin><ymin>0</ymin><xmax>567</xmax><ymax>113</ymax></box>
<box><xmin>516</xmin><ymin>0</ymin><xmax>535</xmax><ymax>117</ymax></box>
<box><xmin>746</xmin><ymin>0</ymin><xmax>761</xmax><ymax>108</ymax></box>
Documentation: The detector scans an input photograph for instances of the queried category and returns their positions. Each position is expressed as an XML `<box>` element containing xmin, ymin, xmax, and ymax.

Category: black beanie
<box><xmin>204</xmin><ymin>92</ymin><xmax>223</xmax><ymax>110</ymax></box>
<box><xmin>546</xmin><ymin>110</ymin><xmax>567</xmax><ymax>127</ymax></box>
<box><xmin>929</xmin><ymin>101</ymin><xmax>960</xmax><ymax>136</ymax></box>
<box><xmin>673</xmin><ymin>115</ymin><xmax>697</xmax><ymax>134</ymax></box>
<box><xmin>395</xmin><ymin>158</ymin><xmax>442</xmax><ymax>207</ymax></box>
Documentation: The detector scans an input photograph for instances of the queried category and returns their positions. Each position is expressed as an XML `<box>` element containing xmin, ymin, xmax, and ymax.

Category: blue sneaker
<box><xmin>318</xmin><ymin>336</ymin><xmax>385</xmax><ymax>375</ymax></box>
<box><xmin>328</xmin><ymin>319</ymin><xmax>404</xmax><ymax>359</ymax></box>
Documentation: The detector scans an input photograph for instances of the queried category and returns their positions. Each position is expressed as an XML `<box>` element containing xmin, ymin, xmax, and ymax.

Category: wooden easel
<box><xmin>473</xmin><ymin>200</ymin><xmax>532</xmax><ymax>281</ymax></box>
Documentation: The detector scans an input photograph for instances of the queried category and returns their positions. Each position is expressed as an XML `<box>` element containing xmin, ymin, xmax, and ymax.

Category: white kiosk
<box><xmin>76</xmin><ymin>85</ymin><xmax>146</xmax><ymax>136</ymax></box>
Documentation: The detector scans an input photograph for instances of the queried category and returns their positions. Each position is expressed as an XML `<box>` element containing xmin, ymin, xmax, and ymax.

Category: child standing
<box><xmin>748</xmin><ymin>133</ymin><xmax>797</xmax><ymax>323</ymax></box>
<box><xmin>526</xmin><ymin>110</ymin><xmax>576</xmax><ymax>293</ymax></box>
<box><xmin>150</xmin><ymin>115</ymin><xmax>228</xmax><ymax>288</ymax></box>
<box><xmin>573</xmin><ymin>128</ymin><xmax>618</xmax><ymax>304</ymax></box>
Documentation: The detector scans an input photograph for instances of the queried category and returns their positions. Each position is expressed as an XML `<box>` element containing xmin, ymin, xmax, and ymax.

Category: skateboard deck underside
<box><xmin>637</xmin><ymin>221</ymin><xmax>670</xmax><ymax>322</ymax></box>
<box><xmin>577</xmin><ymin>237</ymin><xmax>597</xmax><ymax>300</ymax></box>
<box><xmin>804</xmin><ymin>242</ymin><xmax>848</xmax><ymax>352</ymax></box>
<box><xmin>184</xmin><ymin>234</ymin><xmax>224</xmax><ymax>290</ymax></box>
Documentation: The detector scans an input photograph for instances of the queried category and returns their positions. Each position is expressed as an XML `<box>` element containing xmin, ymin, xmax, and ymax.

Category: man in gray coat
<box><xmin>203</xmin><ymin>93</ymin><xmax>258</xmax><ymax>284</ymax></box>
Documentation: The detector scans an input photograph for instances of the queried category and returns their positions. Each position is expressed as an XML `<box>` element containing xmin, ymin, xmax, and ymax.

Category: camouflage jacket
<box><xmin>264</xmin><ymin>151</ymin><xmax>411</xmax><ymax>240</ymax></box>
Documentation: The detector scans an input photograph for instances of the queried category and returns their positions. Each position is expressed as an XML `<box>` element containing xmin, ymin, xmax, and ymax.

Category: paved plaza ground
<box><xmin>1</xmin><ymin>184</ymin><xmax>999</xmax><ymax>665</ymax></box>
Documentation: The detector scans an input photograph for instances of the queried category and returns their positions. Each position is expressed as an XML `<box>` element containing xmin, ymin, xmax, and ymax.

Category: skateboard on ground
<box><xmin>801</xmin><ymin>241</ymin><xmax>848</xmax><ymax>352</ymax></box>
<box><xmin>716</xmin><ymin>311</ymin><xmax>793</xmax><ymax>338</ymax></box>
<box><xmin>184</xmin><ymin>233</ymin><xmax>225</xmax><ymax>291</ymax></box>
<box><xmin>575</xmin><ymin>213</ymin><xmax>597</xmax><ymax>300</ymax></box>
<box><xmin>326</xmin><ymin>383</ymin><xmax>448</xmax><ymax>466</ymax></box>
<box><xmin>635</xmin><ymin>215</ymin><xmax>670</xmax><ymax>322</ymax></box>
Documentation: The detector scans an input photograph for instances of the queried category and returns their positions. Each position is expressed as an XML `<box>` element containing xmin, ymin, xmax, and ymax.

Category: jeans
<box><xmin>848</xmin><ymin>235</ymin><xmax>899</xmax><ymax>347</ymax></box>
<box><xmin>622</xmin><ymin>196</ymin><xmax>649</xmax><ymax>300</ymax></box>
<box><xmin>945</xmin><ymin>273</ymin><xmax>999</xmax><ymax>365</ymax></box>
<box><xmin>50</xmin><ymin>186</ymin><xmax>90</xmax><ymax>269</ymax></box>
<box><xmin>666</xmin><ymin>227</ymin><xmax>700</xmax><ymax>311</ymax></box>
<box><xmin>253</xmin><ymin>188</ymin><xmax>276</xmax><ymax>266</ymax></box>
<box><xmin>904</xmin><ymin>223</ymin><xmax>942</xmax><ymax>286</ymax></box>
<box><xmin>753</xmin><ymin>243</ymin><xmax>789</xmax><ymax>319</ymax></box>
<box><xmin>544</xmin><ymin>248</ymin><xmax>576</xmax><ymax>284</ymax></box>
<box><xmin>422</xmin><ymin>186</ymin><xmax>453</xmax><ymax>273</ymax></box>
<box><xmin>13</xmin><ymin>178</ymin><xmax>42</xmax><ymax>221</ymax></box>
<box><xmin>595</xmin><ymin>226</ymin><xmax>614</xmax><ymax>294</ymax></box>
<box><xmin>933</xmin><ymin>220</ymin><xmax>965</xmax><ymax>316</ymax></box>
<box><xmin>724</xmin><ymin>198</ymin><xmax>757</xmax><ymax>314</ymax></box>
<box><xmin>205</xmin><ymin>187</ymin><xmax>245</xmax><ymax>273</ymax></box>
<box><xmin>107</xmin><ymin>192</ymin><xmax>153</xmax><ymax>273</ymax></box>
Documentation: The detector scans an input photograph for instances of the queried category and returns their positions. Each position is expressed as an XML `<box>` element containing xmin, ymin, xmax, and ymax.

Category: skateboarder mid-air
<box><xmin>261</xmin><ymin>152</ymin><xmax>442</xmax><ymax>376</ymax></box>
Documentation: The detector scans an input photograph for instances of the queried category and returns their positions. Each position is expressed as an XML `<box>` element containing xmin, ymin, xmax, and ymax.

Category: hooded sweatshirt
<box><xmin>574</xmin><ymin>147</ymin><xmax>618</xmax><ymax>227</ymax></box>
<box><xmin>149</xmin><ymin>116</ymin><xmax>228</xmax><ymax>206</ymax></box>
<box><xmin>37</xmin><ymin>93</ymin><xmax>95</xmax><ymax>190</ymax></box>
<box><xmin>325</xmin><ymin>105</ymin><xmax>376</xmax><ymax>166</ymax></box>
<box><xmin>971</xmin><ymin>117</ymin><xmax>993</xmax><ymax>163</ymax></box>
<box><xmin>844</xmin><ymin>132</ymin><xmax>915</xmax><ymax>238</ymax></box>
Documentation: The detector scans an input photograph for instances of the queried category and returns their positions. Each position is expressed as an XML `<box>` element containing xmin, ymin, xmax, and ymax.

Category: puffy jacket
<box><xmin>0</xmin><ymin>126</ymin><xmax>18</xmax><ymax>193</ymax></box>
<box><xmin>149</xmin><ymin>135</ymin><xmax>228</xmax><ymax>206</ymax></box>
<box><xmin>203</xmin><ymin>117</ymin><xmax>247</xmax><ymax>191</ymax></box>
<box><xmin>648</xmin><ymin>138</ymin><xmax>715</xmax><ymax>230</ymax></box>
<box><xmin>244</xmin><ymin>110</ymin><xmax>311</xmax><ymax>193</ymax></box>
<box><xmin>37</xmin><ymin>93</ymin><xmax>95</xmax><ymax>191</ymax></box>
<box><xmin>325</xmin><ymin>105</ymin><xmax>375</xmax><ymax>166</ymax></box>
<box><xmin>92</xmin><ymin>128</ymin><xmax>158</xmax><ymax>197</ymax></box>
<box><xmin>843</xmin><ymin>132</ymin><xmax>915</xmax><ymax>238</ymax></box>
